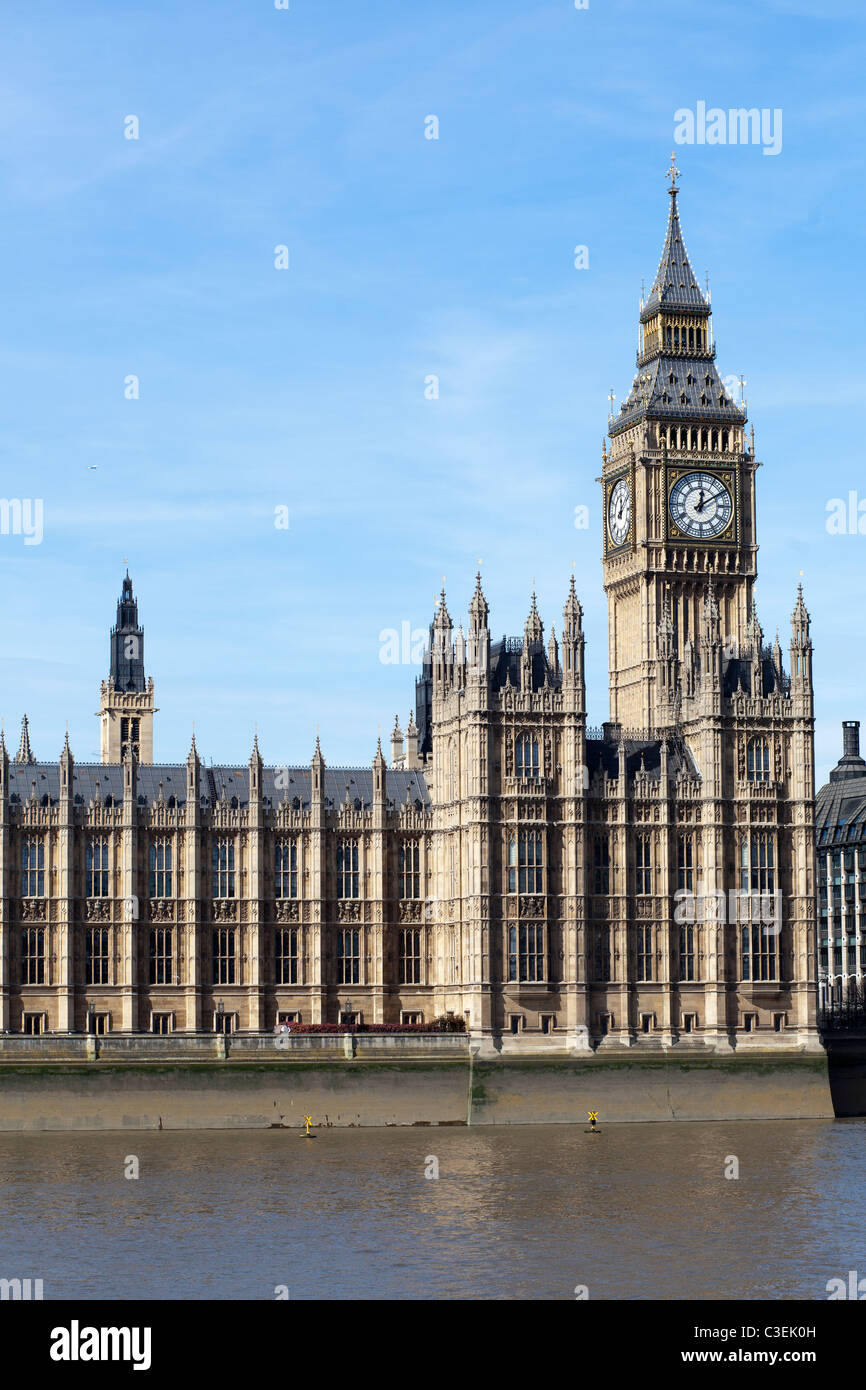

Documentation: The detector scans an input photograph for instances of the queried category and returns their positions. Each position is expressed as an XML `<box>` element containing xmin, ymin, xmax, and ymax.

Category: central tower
<box><xmin>601</xmin><ymin>156</ymin><xmax>756</xmax><ymax>731</ymax></box>
<box><xmin>98</xmin><ymin>572</ymin><xmax>157</xmax><ymax>762</ymax></box>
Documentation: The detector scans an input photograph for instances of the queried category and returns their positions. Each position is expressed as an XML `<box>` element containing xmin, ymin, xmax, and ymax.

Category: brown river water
<box><xmin>0</xmin><ymin>1120</ymin><xmax>863</xmax><ymax>1300</ymax></box>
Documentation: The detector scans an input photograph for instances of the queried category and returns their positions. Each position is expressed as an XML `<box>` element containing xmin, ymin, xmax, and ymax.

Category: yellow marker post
<box><xmin>586</xmin><ymin>1110</ymin><xmax>600</xmax><ymax>1134</ymax></box>
<box><xmin>301</xmin><ymin>1114</ymin><xmax>315</xmax><ymax>1139</ymax></box>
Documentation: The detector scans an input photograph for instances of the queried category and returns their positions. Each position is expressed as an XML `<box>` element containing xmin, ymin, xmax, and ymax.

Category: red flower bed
<box><xmin>281</xmin><ymin>1017</ymin><xmax>466</xmax><ymax>1035</ymax></box>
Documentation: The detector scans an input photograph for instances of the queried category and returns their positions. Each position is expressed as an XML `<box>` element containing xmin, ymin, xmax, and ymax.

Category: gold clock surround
<box><xmin>603</xmin><ymin>464</ymin><xmax>635</xmax><ymax>557</ymax></box>
<box><xmin>665</xmin><ymin>463</ymin><xmax>738</xmax><ymax>545</ymax></box>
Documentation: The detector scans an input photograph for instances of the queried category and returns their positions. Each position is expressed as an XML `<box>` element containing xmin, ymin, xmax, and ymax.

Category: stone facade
<box><xmin>0</xmin><ymin>168</ymin><xmax>819</xmax><ymax>1051</ymax></box>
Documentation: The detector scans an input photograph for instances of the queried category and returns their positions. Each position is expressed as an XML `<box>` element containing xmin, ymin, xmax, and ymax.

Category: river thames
<box><xmin>1</xmin><ymin>1119</ymin><xmax>864</xmax><ymax>1300</ymax></box>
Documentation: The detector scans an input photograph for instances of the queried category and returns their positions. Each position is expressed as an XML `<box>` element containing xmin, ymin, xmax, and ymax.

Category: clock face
<box><xmin>607</xmin><ymin>477</ymin><xmax>631</xmax><ymax>548</ymax></box>
<box><xmin>669</xmin><ymin>471</ymin><xmax>733</xmax><ymax>540</ymax></box>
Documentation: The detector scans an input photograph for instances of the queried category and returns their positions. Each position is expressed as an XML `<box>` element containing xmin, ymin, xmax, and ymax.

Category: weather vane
<box><xmin>666</xmin><ymin>152</ymin><xmax>681</xmax><ymax>188</ymax></box>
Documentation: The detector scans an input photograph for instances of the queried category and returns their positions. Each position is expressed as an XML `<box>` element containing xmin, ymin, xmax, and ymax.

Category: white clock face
<box><xmin>669</xmin><ymin>471</ymin><xmax>733</xmax><ymax>540</ymax></box>
<box><xmin>607</xmin><ymin>477</ymin><xmax>631</xmax><ymax>547</ymax></box>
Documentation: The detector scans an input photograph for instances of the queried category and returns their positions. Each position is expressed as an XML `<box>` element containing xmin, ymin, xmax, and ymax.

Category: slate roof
<box><xmin>816</xmin><ymin>738</ymin><xmax>866</xmax><ymax>846</ymax></box>
<box><xmin>642</xmin><ymin>189</ymin><xmax>707</xmax><ymax>317</ymax></box>
<box><xmin>816</xmin><ymin>778</ymin><xmax>866</xmax><ymax>847</ymax></box>
<box><xmin>488</xmin><ymin>637</ymin><xmax>557</xmax><ymax>693</ymax></box>
<box><xmin>5</xmin><ymin>764</ymin><xmax>431</xmax><ymax>811</ymax></box>
<box><xmin>611</xmin><ymin>355</ymin><xmax>745</xmax><ymax>436</ymax></box>
<box><xmin>586</xmin><ymin>735</ymin><xmax>698</xmax><ymax>781</ymax></box>
<box><xmin>722</xmin><ymin>655</ymin><xmax>788</xmax><ymax>699</ymax></box>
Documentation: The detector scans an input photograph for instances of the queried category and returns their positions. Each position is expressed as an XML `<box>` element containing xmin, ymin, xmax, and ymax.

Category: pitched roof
<box><xmin>5</xmin><ymin>763</ymin><xmax>431</xmax><ymax>811</ymax></box>
<box><xmin>611</xmin><ymin>355</ymin><xmax>745</xmax><ymax>434</ymax></box>
<box><xmin>642</xmin><ymin>187</ymin><xmax>708</xmax><ymax>317</ymax></box>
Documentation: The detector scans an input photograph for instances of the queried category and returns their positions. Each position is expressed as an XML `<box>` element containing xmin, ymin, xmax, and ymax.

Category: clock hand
<box><xmin>695</xmin><ymin>489</ymin><xmax>705</xmax><ymax>513</ymax></box>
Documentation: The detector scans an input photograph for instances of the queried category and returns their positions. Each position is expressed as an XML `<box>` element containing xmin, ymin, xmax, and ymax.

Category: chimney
<box><xmin>829</xmin><ymin>720</ymin><xmax>866</xmax><ymax>783</ymax></box>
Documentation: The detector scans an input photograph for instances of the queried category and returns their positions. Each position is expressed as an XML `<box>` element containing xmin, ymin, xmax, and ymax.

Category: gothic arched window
<box><xmin>507</xmin><ymin>830</ymin><xmax>544</xmax><ymax>894</ymax></box>
<box><xmin>747</xmin><ymin>737</ymin><xmax>770</xmax><ymax>783</ymax></box>
<box><xmin>515</xmin><ymin>733</ymin><xmax>539</xmax><ymax>780</ymax></box>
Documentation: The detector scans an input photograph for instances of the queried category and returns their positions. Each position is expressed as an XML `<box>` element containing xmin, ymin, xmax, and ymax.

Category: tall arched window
<box><xmin>747</xmin><ymin>737</ymin><xmax>770</xmax><ymax>783</ymax></box>
<box><xmin>515</xmin><ymin>733</ymin><xmax>539</xmax><ymax>780</ymax></box>
<box><xmin>507</xmin><ymin>830</ymin><xmax>544</xmax><ymax>894</ymax></box>
<box><xmin>740</xmin><ymin>832</ymin><xmax>775</xmax><ymax>893</ymax></box>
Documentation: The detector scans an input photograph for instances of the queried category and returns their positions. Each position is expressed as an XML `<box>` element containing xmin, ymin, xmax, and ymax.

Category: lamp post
<box><xmin>345</xmin><ymin>997</ymin><xmax>352</xmax><ymax>1030</ymax></box>
<box><xmin>87</xmin><ymin>1000</ymin><xmax>95</xmax><ymax>1036</ymax></box>
<box><xmin>217</xmin><ymin>998</ymin><xmax>225</xmax><ymax>1034</ymax></box>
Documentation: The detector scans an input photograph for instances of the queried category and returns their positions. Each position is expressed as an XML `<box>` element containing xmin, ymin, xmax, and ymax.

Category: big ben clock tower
<box><xmin>602</xmin><ymin>155</ymin><xmax>757</xmax><ymax>731</ymax></box>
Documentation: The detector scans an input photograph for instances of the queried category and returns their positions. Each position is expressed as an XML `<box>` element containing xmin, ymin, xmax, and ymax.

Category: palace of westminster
<box><xmin>1</xmin><ymin>164</ymin><xmax>834</xmax><ymax>1050</ymax></box>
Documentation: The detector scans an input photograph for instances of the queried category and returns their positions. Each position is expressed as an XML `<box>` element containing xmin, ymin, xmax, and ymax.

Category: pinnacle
<box><xmin>15</xmin><ymin>713</ymin><xmax>35</xmax><ymax>765</ymax></box>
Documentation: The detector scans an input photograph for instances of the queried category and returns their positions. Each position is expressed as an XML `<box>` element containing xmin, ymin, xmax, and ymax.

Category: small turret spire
<box><xmin>524</xmin><ymin>590</ymin><xmax>544</xmax><ymax>645</ymax></box>
<box><xmin>469</xmin><ymin>570</ymin><xmax>489</xmax><ymax>628</ymax></box>
<box><xmin>15</xmin><ymin>714</ymin><xmax>35</xmax><ymax>765</ymax></box>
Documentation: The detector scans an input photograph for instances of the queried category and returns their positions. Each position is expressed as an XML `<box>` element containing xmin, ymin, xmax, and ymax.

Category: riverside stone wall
<box><xmin>0</xmin><ymin>1034</ymin><xmax>839</xmax><ymax>1130</ymax></box>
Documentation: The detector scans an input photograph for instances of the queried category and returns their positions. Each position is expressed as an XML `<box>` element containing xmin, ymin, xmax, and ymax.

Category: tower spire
<box><xmin>110</xmin><ymin>571</ymin><xmax>146</xmax><ymax>693</ymax></box>
<box><xmin>608</xmin><ymin>167</ymin><xmax>745</xmax><ymax>441</ymax></box>
<box><xmin>99</xmin><ymin>572</ymin><xmax>157</xmax><ymax>763</ymax></box>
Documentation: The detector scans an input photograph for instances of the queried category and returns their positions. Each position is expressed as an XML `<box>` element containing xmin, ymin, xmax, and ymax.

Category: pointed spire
<box><xmin>469</xmin><ymin>570</ymin><xmax>489</xmax><ymax>628</ymax></box>
<box><xmin>524</xmin><ymin>590</ymin><xmax>544</xmax><ymax>645</ymax></box>
<box><xmin>373</xmin><ymin>736</ymin><xmax>386</xmax><ymax>804</ymax></box>
<box><xmin>15</xmin><ymin>714</ymin><xmax>35</xmax><ymax>765</ymax></box>
<box><xmin>60</xmin><ymin>726</ymin><xmax>74</xmax><ymax>799</ymax></box>
<box><xmin>613</xmin><ymin>165</ymin><xmax>744</xmax><ymax>440</ymax></box>
<box><xmin>434</xmin><ymin>586</ymin><xmax>451</xmax><ymax>628</ymax></box>
<box><xmin>547</xmin><ymin>624</ymin><xmax>559</xmax><ymax>675</ymax></box>
<box><xmin>643</xmin><ymin>155</ymin><xmax>707</xmax><ymax>315</ymax></box>
<box><xmin>310</xmin><ymin>732</ymin><xmax>325</xmax><ymax>809</ymax></box>
<box><xmin>391</xmin><ymin>715</ymin><xmax>404</xmax><ymax>767</ymax></box>
<box><xmin>110</xmin><ymin>570</ymin><xmax>146</xmax><ymax>693</ymax></box>
<box><xmin>563</xmin><ymin>572</ymin><xmax>583</xmax><ymax>629</ymax></box>
<box><xmin>249</xmin><ymin>729</ymin><xmax>263</xmax><ymax>784</ymax></box>
<box><xmin>791</xmin><ymin>581</ymin><xmax>810</xmax><ymax>632</ymax></box>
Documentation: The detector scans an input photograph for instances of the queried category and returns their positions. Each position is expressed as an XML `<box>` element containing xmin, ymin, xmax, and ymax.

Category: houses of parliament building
<box><xmin>0</xmin><ymin>166</ymin><xmax>819</xmax><ymax>1050</ymax></box>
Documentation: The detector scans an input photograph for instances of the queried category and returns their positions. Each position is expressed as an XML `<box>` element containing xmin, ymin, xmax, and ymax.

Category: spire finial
<box><xmin>666</xmin><ymin>151</ymin><xmax>681</xmax><ymax>193</ymax></box>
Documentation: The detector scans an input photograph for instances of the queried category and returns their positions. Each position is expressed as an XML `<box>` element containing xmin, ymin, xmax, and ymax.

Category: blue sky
<box><xmin>0</xmin><ymin>0</ymin><xmax>864</xmax><ymax>782</ymax></box>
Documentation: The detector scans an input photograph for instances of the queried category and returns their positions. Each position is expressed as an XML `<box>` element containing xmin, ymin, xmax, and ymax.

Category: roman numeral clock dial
<box><xmin>668</xmin><ymin>470</ymin><xmax>734</xmax><ymax>541</ymax></box>
<box><xmin>607</xmin><ymin>476</ymin><xmax>631</xmax><ymax>548</ymax></box>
